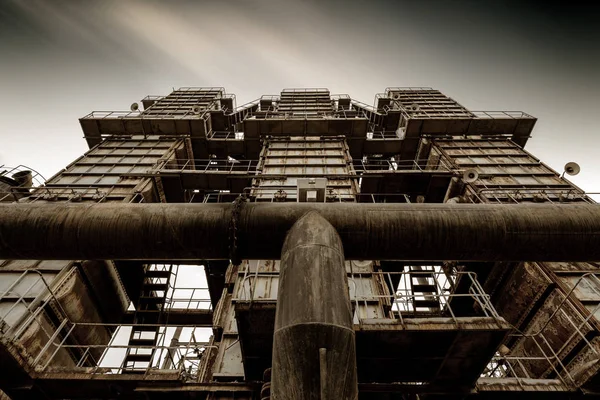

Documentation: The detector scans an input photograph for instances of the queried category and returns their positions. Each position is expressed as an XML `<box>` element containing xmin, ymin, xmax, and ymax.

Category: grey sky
<box><xmin>1</xmin><ymin>0</ymin><xmax>599</xmax><ymax>192</ymax></box>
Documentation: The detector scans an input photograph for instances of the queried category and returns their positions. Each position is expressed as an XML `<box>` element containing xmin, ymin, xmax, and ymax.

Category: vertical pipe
<box><xmin>162</xmin><ymin>326</ymin><xmax>183</xmax><ymax>369</ymax></box>
<box><xmin>319</xmin><ymin>348</ymin><xmax>328</xmax><ymax>399</ymax></box>
<box><xmin>271</xmin><ymin>211</ymin><xmax>358</xmax><ymax>399</ymax></box>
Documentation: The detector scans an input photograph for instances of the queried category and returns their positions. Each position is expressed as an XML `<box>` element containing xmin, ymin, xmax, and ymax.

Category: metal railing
<box><xmin>466</xmin><ymin>188</ymin><xmax>594</xmax><ymax>204</ymax></box>
<box><xmin>148</xmin><ymin>264</ymin><xmax>213</xmax><ymax>312</ymax></box>
<box><xmin>81</xmin><ymin>104</ymin><xmax>217</xmax><ymax>120</ymax></box>
<box><xmin>471</xmin><ymin>110</ymin><xmax>535</xmax><ymax>120</ymax></box>
<box><xmin>352</xmin><ymin>158</ymin><xmax>454</xmax><ymax>173</ymax></box>
<box><xmin>0</xmin><ymin>164</ymin><xmax>46</xmax><ymax>202</ymax></box>
<box><xmin>0</xmin><ymin>185</ymin><xmax>144</xmax><ymax>204</ymax></box>
<box><xmin>155</xmin><ymin>159</ymin><xmax>260</xmax><ymax>174</ymax></box>
<box><xmin>199</xmin><ymin>190</ymin><xmax>417</xmax><ymax>204</ymax></box>
<box><xmin>19</xmin><ymin>320</ymin><xmax>211</xmax><ymax>380</ymax></box>
<box><xmin>0</xmin><ymin>270</ymin><xmax>65</xmax><ymax>338</ymax></box>
<box><xmin>207</xmin><ymin>130</ymin><xmax>244</xmax><ymax>140</ymax></box>
<box><xmin>0</xmin><ymin>264</ymin><xmax>214</xmax><ymax>380</ymax></box>
<box><xmin>353</xmin><ymin>270</ymin><xmax>501</xmax><ymax>325</ymax></box>
<box><xmin>167</xmin><ymin>287</ymin><xmax>212</xmax><ymax>311</ymax></box>
<box><xmin>152</xmin><ymin>158</ymin><xmax>455</xmax><ymax>175</ymax></box>
<box><xmin>481</xmin><ymin>273</ymin><xmax>600</xmax><ymax>389</ymax></box>
<box><xmin>234</xmin><ymin>269</ymin><xmax>501</xmax><ymax>326</ymax></box>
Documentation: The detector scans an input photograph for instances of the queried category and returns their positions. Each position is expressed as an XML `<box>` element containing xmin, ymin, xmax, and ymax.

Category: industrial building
<box><xmin>1</xmin><ymin>86</ymin><xmax>600</xmax><ymax>399</ymax></box>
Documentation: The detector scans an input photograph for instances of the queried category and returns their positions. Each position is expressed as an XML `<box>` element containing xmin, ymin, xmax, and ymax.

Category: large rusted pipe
<box><xmin>2</xmin><ymin>203</ymin><xmax>600</xmax><ymax>261</ymax></box>
<box><xmin>271</xmin><ymin>212</ymin><xmax>358</xmax><ymax>399</ymax></box>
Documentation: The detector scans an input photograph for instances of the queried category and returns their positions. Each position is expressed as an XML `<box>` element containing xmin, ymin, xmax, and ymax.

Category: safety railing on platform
<box><xmin>0</xmin><ymin>265</ymin><xmax>214</xmax><ymax>380</ymax></box>
<box><xmin>151</xmin><ymin>158</ymin><xmax>455</xmax><ymax>176</ymax></box>
<box><xmin>0</xmin><ymin>165</ymin><xmax>46</xmax><ymax>202</ymax></box>
<box><xmin>194</xmin><ymin>190</ymin><xmax>449</xmax><ymax>204</ymax></box>
<box><xmin>234</xmin><ymin>269</ymin><xmax>500</xmax><ymax>326</ymax></box>
<box><xmin>207</xmin><ymin>130</ymin><xmax>245</xmax><ymax>140</ymax></box>
<box><xmin>480</xmin><ymin>353</ymin><xmax>573</xmax><ymax>388</ymax></box>
<box><xmin>471</xmin><ymin>110</ymin><xmax>535</xmax><ymax>120</ymax></box>
<box><xmin>352</xmin><ymin>158</ymin><xmax>454</xmax><ymax>173</ymax></box>
<box><xmin>394</xmin><ymin>108</ymin><xmax>534</xmax><ymax>122</ymax></box>
<box><xmin>17</xmin><ymin>320</ymin><xmax>212</xmax><ymax>380</ymax></box>
<box><xmin>350</xmin><ymin>270</ymin><xmax>501</xmax><ymax>325</ymax></box>
<box><xmin>141</xmin><ymin>95</ymin><xmax>164</xmax><ymax>102</ymax></box>
<box><xmin>167</xmin><ymin>287</ymin><xmax>212</xmax><ymax>311</ymax></box>
<box><xmin>0</xmin><ymin>184</ymin><xmax>148</xmax><ymax>204</ymax></box>
<box><xmin>466</xmin><ymin>188</ymin><xmax>594</xmax><ymax>204</ymax></box>
<box><xmin>0</xmin><ymin>270</ymin><xmax>65</xmax><ymax>338</ymax></box>
<box><xmin>481</xmin><ymin>273</ymin><xmax>600</xmax><ymax>389</ymax></box>
<box><xmin>154</xmin><ymin>159</ymin><xmax>260</xmax><ymax>174</ymax></box>
<box><xmin>81</xmin><ymin>102</ymin><xmax>218</xmax><ymax>119</ymax></box>
<box><xmin>149</xmin><ymin>264</ymin><xmax>212</xmax><ymax>312</ymax></box>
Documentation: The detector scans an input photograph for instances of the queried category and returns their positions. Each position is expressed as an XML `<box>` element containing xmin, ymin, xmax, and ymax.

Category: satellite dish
<box><xmin>463</xmin><ymin>169</ymin><xmax>479</xmax><ymax>183</ymax></box>
<box><xmin>191</xmin><ymin>105</ymin><xmax>202</xmax><ymax>114</ymax></box>
<box><xmin>410</xmin><ymin>103</ymin><xmax>420</xmax><ymax>112</ymax></box>
<box><xmin>392</xmin><ymin>93</ymin><xmax>400</xmax><ymax>100</ymax></box>
<box><xmin>130</xmin><ymin>102</ymin><xmax>140</xmax><ymax>112</ymax></box>
<box><xmin>564</xmin><ymin>162</ymin><xmax>580</xmax><ymax>176</ymax></box>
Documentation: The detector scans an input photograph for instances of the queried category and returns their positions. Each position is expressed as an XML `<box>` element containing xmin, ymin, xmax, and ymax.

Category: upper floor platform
<box><xmin>79</xmin><ymin>87</ymin><xmax>536</xmax><ymax>162</ymax></box>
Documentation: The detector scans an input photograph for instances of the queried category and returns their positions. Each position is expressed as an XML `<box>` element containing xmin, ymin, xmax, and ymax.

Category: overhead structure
<box><xmin>1</xmin><ymin>86</ymin><xmax>598</xmax><ymax>400</ymax></box>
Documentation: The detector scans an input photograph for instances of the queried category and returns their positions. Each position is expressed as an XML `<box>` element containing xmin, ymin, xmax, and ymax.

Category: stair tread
<box><xmin>124</xmin><ymin>353</ymin><xmax>153</xmax><ymax>362</ymax></box>
<box><xmin>411</xmin><ymin>284</ymin><xmax>438</xmax><ymax>293</ymax></box>
<box><xmin>139</xmin><ymin>296</ymin><xmax>167</xmax><ymax>304</ymax></box>
<box><xmin>121</xmin><ymin>369</ymin><xmax>147</xmax><ymax>375</ymax></box>
<box><xmin>128</xmin><ymin>338</ymin><xmax>157</xmax><ymax>347</ymax></box>
<box><xmin>410</xmin><ymin>272</ymin><xmax>435</xmax><ymax>279</ymax></box>
<box><xmin>145</xmin><ymin>270</ymin><xmax>171</xmax><ymax>278</ymax></box>
<box><xmin>143</xmin><ymin>283</ymin><xmax>169</xmax><ymax>291</ymax></box>
<box><xmin>131</xmin><ymin>324</ymin><xmax>160</xmax><ymax>332</ymax></box>
<box><xmin>413</xmin><ymin>299</ymin><xmax>440</xmax><ymax>309</ymax></box>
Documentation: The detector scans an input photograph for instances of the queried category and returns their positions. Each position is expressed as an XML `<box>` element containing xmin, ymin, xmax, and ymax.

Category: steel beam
<box><xmin>2</xmin><ymin>203</ymin><xmax>600</xmax><ymax>261</ymax></box>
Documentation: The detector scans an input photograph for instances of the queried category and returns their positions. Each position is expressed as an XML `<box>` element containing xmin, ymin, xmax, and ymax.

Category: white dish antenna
<box><xmin>192</xmin><ymin>105</ymin><xmax>202</xmax><ymax>114</ymax></box>
<box><xmin>130</xmin><ymin>102</ymin><xmax>140</xmax><ymax>112</ymax></box>
<box><xmin>563</xmin><ymin>162</ymin><xmax>580</xmax><ymax>176</ymax></box>
<box><xmin>463</xmin><ymin>169</ymin><xmax>479</xmax><ymax>183</ymax></box>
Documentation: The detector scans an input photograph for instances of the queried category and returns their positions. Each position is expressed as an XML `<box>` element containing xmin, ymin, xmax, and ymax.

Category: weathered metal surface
<box><xmin>493</xmin><ymin>262</ymin><xmax>553</xmax><ymax>328</ymax></box>
<box><xmin>356</xmin><ymin>318</ymin><xmax>511</xmax><ymax>386</ymax></box>
<box><xmin>562</xmin><ymin>336</ymin><xmax>600</xmax><ymax>388</ymax></box>
<box><xmin>3</xmin><ymin>203</ymin><xmax>600</xmax><ymax>261</ymax></box>
<box><xmin>510</xmin><ymin>289</ymin><xmax>593</xmax><ymax>378</ymax></box>
<box><xmin>212</xmin><ymin>335</ymin><xmax>245</xmax><ymax>380</ymax></box>
<box><xmin>271</xmin><ymin>212</ymin><xmax>358</xmax><ymax>399</ymax></box>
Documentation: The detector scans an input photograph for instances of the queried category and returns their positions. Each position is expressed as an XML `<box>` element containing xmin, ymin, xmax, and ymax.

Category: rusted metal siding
<box><xmin>431</xmin><ymin>138</ymin><xmax>588</xmax><ymax>204</ymax></box>
<box><xmin>510</xmin><ymin>289</ymin><xmax>594</xmax><ymax>378</ymax></box>
<box><xmin>493</xmin><ymin>262</ymin><xmax>553</xmax><ymax>329</ymax></box>
<box><xmin>39</xmin><ymin>137</ymin><xmax>185</xmax><ymax>203</ymax></box>
<box><xmin>252</xmin><ymin>137</ymin><xmax>358</xmax><ymax>201</ymax></box>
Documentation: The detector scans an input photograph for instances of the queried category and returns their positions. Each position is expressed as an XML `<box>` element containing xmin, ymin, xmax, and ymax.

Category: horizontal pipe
<box><xmin>1</xmin><ymin>203</ymin><xmax>600</xmax><ymax>261</ymax></box>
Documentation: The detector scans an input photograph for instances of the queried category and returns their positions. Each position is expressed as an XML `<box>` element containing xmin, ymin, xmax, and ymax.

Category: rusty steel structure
<box><xmin>1</xmin><ymin>87</ymin><xmax>600</xmax><ymax>399</ymax></box>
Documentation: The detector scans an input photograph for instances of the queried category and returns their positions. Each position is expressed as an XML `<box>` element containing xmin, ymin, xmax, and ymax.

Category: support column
<box><xmin>271</xmin><ymin>212</ymin><xmax>358</xmax><ymax>399</ymax></box>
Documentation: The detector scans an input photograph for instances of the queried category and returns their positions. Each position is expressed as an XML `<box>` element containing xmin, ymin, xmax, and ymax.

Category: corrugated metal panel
<box><xmin>252</xmin><ymin>137</ymin><xmax>358</xmax><ymax>201</ymax></box>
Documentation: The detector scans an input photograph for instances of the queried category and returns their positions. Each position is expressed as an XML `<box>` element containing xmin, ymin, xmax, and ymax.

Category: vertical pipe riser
<box><xmin>271</xmin><ymin>212</ymin><xmax>358</xmax><ymax>399</ymax></box>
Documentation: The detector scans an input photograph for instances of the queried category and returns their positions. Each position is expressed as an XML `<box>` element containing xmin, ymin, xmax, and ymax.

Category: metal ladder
<box><xmin>409</xmin><ymin>266</ymin><xmax>440</xmax><ymax>312</ymax></box>
<box><xmin>122</xmin><ymin>265</ymin><xmax>172</xmax><ymax>374</ymax></box>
